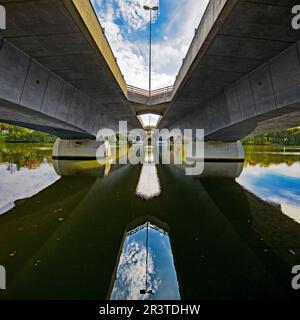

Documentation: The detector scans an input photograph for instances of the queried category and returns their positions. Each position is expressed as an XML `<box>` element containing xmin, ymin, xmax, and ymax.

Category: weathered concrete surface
<box><xmin>159</xmin><ymin>0</ymin><xmax>300</xmax><ymax>141</ymax></box>
<box><xmin>0</xmin><ymin>0</ymin><xmax>139</xmax><ymax>139</ymax></box>
<box><xmin>129</xmin><ymin>101</ymin><xmax>168</xmax><ymax>117</ymax></box>
<box><xmin>52</xmin><ymin>138</ymin><xmax>104</xmax><ymax>160</ymax></box>
<box><xmin>192</xmin><ymin>141</ymin><xmax>244</xmax><ymax>161</ymax></box>
<box><xmin>1</xmin><ymin>0</ymin><xmax>300</xmax><ymax>141</ymax></box>
<box><xmin>174</xmin><ymin>161</ymin><xmax>244</xmax><ymax>179</ymax></box>
<box><xmin>128</xmin><ymin>90</ymin><xmax>172</xmax><ymax>116</ymax></box>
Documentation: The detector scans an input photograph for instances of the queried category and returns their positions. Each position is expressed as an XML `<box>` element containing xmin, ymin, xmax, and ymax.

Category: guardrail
<box><xmin>127</xmin><ymin>85</ymin><xmax>174</xmax><ymax>97</ymax></box>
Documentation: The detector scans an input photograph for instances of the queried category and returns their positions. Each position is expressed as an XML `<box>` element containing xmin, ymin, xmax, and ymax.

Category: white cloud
<box><xmin>280</xmin><ymin>202</ymin><xmax>300</xmax><ymax>224</ymax></box>
<box><xmin>237</xmin><ymin>163</ymin><xmax>300</xmax><ymax>224</ymax></box>
<box><xmin>110</xmin><ymin>240</ymin><xmax>161</xmax><ymax>300</ymax></box>
<box><xmin>92</xmin><ymin>0</ymin><xmax>209</xmax><ymax>90</ymax></box>
<box><xmin>0</xmin><ymin>162</ymin><xmax>60</xmax><ymax>215</ymax></box>
<box><xmin>117</xmin><ymin>0</ymin><xmax>159</xmax><ymax>31</ymax></box>
<box><xmin>239</xmin><ymin>163</ymin><xmax>300</xmax><ymax>180</ymax></box>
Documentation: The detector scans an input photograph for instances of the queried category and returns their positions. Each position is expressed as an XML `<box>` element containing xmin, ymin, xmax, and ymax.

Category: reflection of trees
<box><xmin>244</xmin><ymin>145</ymin><xmax>300</xmax><ymax>167</ymax></box>
<box><xmin>0</xmin><ymin>143</ymin><xmax>53</xmax><ymax>170</ymax></box>
<box><xmin>25</xmin><ymin>156</ymin><xmax>42</xmax><ymax>170</ymax></box>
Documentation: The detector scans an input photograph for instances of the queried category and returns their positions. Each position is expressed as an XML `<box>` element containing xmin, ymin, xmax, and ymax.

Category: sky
<box><xmin>91</xmin><ymin>0</ymin><xmax>209</xmax><ymax>90</ymax></box>
<box><xmin>237</xmin><ymin>163</ymin><xmax>300</xmax><ymax>224</ymax></box>
<box><xmin>110</xmin><ymin>224</ymin><xmax>180</xmax><ymax>300</ymax></box>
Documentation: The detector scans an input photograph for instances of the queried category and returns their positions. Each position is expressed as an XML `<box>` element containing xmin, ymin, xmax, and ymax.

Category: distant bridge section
<box><xmin>127</xmin><ymin>84</ymin><xmax>173</xmax><ymax>116</ymax></box>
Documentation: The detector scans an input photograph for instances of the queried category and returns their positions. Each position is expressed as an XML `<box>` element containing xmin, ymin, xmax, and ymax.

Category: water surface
<box><xmin>0</xmin><ymin>143</ymin><xmax>299</xmax><ymax>300</ymax></box>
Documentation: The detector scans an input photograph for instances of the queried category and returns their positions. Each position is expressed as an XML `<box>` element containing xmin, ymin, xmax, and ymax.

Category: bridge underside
<box><xmin>0</xmin><ymin>96</ymin><xmax>95</xmax><ymax>139</ymax></box>
<box><xmin>0</xmin><ymin>0</ymin><xmax>139</xmax><ymax>139</ymax></box>
<box><xmin>158</xmin><ymin>0</ymin><xmax>300</xmax><ymax>141</ymax></box>
<box><xmin>1</xmin><ymin>0</ymin><xmax>300</xmax><ymax>142</ymax></box>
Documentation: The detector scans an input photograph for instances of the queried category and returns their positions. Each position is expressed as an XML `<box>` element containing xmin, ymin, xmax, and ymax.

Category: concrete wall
<box><xmin>0</xmin><ymin>0</ymin><xmax>139</xmax><ymax>139</ymax></box>
<box><xmin>0</xmin><ymin>40</ymin><xmax>121</xmax><ymax>139</ymax></box>
<box><xmin>52</xmin><ymin>138</ymin><xmax>104</xmax><ymax>159</ymax></box>
<box><xmin>168</xmin><ymin>42</ymin><xmax>300</xmax><ymax>141</ymax></box>
<box><xmin>159</xmin><ymin>0</ymin><xmax>300</xmax><ymax>141</ymax></box>
<box><xmin>71</xmin><ymin>0</ymin><xmax>127</xmax><ymax>96</ymax></box>
<box><xmin>171</xmin><ymin>0</ymin><xmax>236</xmax><ymax>101</ymax></box>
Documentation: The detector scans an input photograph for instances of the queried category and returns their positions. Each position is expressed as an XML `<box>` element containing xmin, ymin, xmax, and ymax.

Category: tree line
<box><xmin>0</xmin><ymin>123</ymin><xmax>56</xmax><ymax>143</ymax></box>
<box><xmin>241</xmin><ymin>127</ymin><xmax>300</xmax><ymax>146</ymax></box>
<box><xmin>1</xmin><ymin>122</ymin><xmax>300</xmax><ymax>145</ymax></box>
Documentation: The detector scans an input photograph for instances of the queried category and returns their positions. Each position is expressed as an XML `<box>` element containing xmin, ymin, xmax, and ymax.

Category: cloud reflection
<box><xmin>237</xmin><ymin>163</ymin><xmax>300</xmax><ymax>224</ymax></box>
<box><xmin>110</xmin><ymin>222</ymin><xmax>181</xmax><ymax>300</ymax></box>
<box><xmin>111</xmin><ymin>240</ymin><xmax>160</xmax><ymax>300</ymax></box>
<box><xmin>0</xmin><ymin>163</ymin><xmax>59</xmax><ymax>215</ymax></box>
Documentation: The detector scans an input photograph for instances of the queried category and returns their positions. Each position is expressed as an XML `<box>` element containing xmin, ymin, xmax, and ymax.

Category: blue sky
<box><xmin>237</xmin><ymin>163</ymin><xmax>300</xmax><ymax>224</ymax></box>
<box><xmin>110</xmin><ymin>224</ymin><xmax>180</xmax><ymax>300</ymax></box>
<box><xmin>91</xmin><ymin>0</ymin><xmax>209</xmax><ymax>90</ymax></box>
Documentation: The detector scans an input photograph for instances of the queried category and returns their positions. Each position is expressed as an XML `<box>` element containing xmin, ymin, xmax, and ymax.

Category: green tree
<box><xmin>0</xmin><ymin>122</ymin><xmax>56</xmax><ymax>143</ymax></box>
<box><xmin>242</xmin><ymin>127</ymin><xmax>300</xmax><ymax>146</ymax></box>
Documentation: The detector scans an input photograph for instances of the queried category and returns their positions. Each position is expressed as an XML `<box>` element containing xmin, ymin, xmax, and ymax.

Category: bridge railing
<box><xmin>127</xmin><ymin>85</ymin><xmax>174</xmax><ymax>97</ymax></box>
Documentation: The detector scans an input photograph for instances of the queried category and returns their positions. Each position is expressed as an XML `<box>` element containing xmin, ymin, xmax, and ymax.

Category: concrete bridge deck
<box><xmin>159</xmin><ymin>0</ymin><xmax>300</xmax><ymax>141</ymax></box>
<box><xmin>0</xmin><ymin>0</ymin><xmax>139</xmax><ymax>139</ymax></box>
<box><xmin>0</xmin><ymin>0</ymin><xmax>300</xmax><ymax>141</ymax></box>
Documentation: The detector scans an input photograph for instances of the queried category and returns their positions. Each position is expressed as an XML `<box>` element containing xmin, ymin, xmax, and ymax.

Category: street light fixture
<box><xmin>143</xmin><ymin>5</ymin><xmax>159</xmax><ymax>96</ymax></box>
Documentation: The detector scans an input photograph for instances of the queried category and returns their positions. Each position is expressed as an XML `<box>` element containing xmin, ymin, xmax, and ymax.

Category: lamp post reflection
<box><xmin>109</xmin><ymin>218</ymin><xmax>181</xmax><ymax>300</ymax></box>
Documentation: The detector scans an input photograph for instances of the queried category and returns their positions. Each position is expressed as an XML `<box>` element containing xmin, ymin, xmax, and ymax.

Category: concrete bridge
<box><xmin>0</xmin><ymin>0</ymin><xmax>139</xmax><ymax>139</ymax></box>
<box><xmin>0</xmin><ymin>0</ymin><xmax>300</xmax><ymax>146</ymax></box>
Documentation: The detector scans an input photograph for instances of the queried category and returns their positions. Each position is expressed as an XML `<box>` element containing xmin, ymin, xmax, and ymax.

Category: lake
<box><xmin>0</xmin><ymin>143</ymin><xmax>299</xmax><ymax>300</ymax></box>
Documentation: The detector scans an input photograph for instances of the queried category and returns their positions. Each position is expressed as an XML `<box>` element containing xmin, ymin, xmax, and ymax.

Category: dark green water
<box><xmin>0</xmin><ymin>143</ymin><xmax>300</xmax><ymax>300</ymax></box>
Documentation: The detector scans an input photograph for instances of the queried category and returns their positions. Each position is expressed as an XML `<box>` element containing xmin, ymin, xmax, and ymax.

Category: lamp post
<box><xmin>140</xmin><ymin>222</ymin><xmax>154</xmax><ymax>295</ymax></box>
<box><xmin>143</xmin><ymin>5</ymin><xmax>158</xmax><ymax>96</ymax></box>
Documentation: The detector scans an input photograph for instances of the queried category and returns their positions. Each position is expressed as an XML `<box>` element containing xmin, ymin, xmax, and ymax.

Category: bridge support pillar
<box><xmin>184</xmin><ymin>141</ymin><xmax>244</xmax><ymax>161</ymax></box>
<box><xmin>184</xmin><ymin>141</ymin><xmax>245</xmax><ymax>178</ymax></box>
<box><xmin>204</xmin><ymin>141</ymin><xmax>244</xmax><ymax>161</ymax></box>
<box><xmin>52</xmin><ymin>138</ymin><xmax>105</xmax><ymax>160</ymax></box>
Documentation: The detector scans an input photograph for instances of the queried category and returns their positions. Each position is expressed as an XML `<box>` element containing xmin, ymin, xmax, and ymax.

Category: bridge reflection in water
<box><xmin>135</xmin><ymin>147</ymin><xmax>161</xmax><ymax>200</ymax></box>
<box><xmin>109</xmin><ymin>218</ymin><xmax>180</xmax><ymax>300</ymax></box>
<box><xmin>0</xmin><ymin>146</ymin><xmax>299</xmax><ymax>300</ymax></box>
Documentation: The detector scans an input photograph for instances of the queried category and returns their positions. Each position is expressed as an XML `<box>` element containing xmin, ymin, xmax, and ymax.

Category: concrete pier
<box><xmin>177</xmin><ymin>141</ymin><xmax>244</xmax><ymax>178</ymax></box>
<box><xmin>188</xmin><ymin>141</ymin><xmax>244</xmax><ymax>162</ymax></box>
<box><xmin>52</xmin><ymin>138</ymin><xmax>104</xmax><ymax>160</ymax></box>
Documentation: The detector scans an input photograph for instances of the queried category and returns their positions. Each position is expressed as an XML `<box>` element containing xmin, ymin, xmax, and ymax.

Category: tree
<box><xmin>242</xmin><ymin>127</ymin><xmax>300</xmax><ymax>146</ymax></box>
<box><xmin>0</xmin><ymin>122</ymin><xmax>56</xmax><ymax>143</ymax></box>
